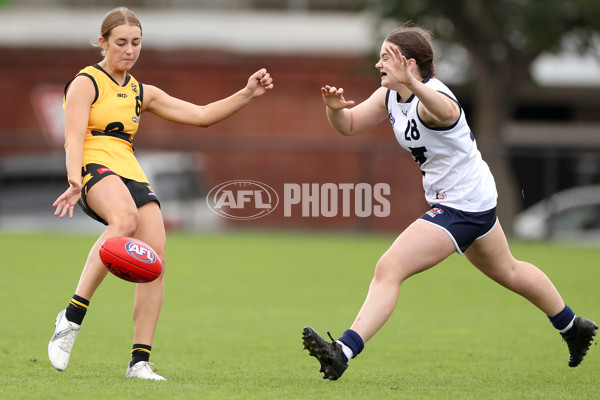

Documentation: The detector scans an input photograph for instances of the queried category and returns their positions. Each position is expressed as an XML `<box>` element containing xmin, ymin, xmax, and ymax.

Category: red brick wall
<box><xmin>0</xmin><ymin>47</ymin><xmax>428</xmax><ymax>232</ymax></box>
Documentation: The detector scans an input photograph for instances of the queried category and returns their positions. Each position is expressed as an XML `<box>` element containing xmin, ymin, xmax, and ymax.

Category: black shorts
<box><xmin>78</xmin><ymin>163</ymin><xmax>160</xmax><ymax>226</ymax></box>
<box><xmin>419</xmin><ymin>204</ymin><xmax>497</xmax><ymax>254</ymax></box>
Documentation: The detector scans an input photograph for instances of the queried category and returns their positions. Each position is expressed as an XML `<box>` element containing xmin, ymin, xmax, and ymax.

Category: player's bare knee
<box><xmin>501</xmin><ymin>258</ymin><xmax>521</xmax><ymax>279</ymax></box>
<box><xmin>488</xmin><ymin>259</ymin><xmax>522</xmax><ymax>289</ymax></box>
<box><xmin>109</xmin><ymin>208</ymin><xmax>140</xmax><ymax>236</ymax></box>
<box><xmin>374</xmin><ymin>254</ymin><xmax>407</xmax><ymax>284</ymax></box>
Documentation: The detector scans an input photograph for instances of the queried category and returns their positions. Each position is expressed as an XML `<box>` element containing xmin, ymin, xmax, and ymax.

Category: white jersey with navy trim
<box><xmin>386</xmin><ymin>77</ymin><xmax>497</xmax><ymax>212</ymax></box>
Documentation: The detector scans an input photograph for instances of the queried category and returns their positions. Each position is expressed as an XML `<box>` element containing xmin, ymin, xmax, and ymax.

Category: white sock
<box><xmin>337</xmin><ymin>340</ymin><xmax>354</xmax><ymax>361</ymax></box>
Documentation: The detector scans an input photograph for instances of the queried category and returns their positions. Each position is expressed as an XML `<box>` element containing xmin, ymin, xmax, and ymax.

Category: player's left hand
<box><xmin>246</xmin><ymin>68</ymin><xmax>274</xmax><ymax>98</ymax></box>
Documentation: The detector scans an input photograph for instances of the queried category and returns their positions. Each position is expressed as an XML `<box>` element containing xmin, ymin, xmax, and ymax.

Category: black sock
<box><xmin>131</xmin><ymin>344</ymin><xmax>152</xmax><ymax>365</ymax></box>
<box><xmin>65</xmin><ymin>294</ymin><xmax>89</xmax><ymax>325</ymax></box>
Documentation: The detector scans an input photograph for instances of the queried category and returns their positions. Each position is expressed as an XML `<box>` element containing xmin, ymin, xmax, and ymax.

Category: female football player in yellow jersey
<box><xmin>49</xmin><ymin>7</ymin><xmax>273</xmax><ymax>381</ymax></box>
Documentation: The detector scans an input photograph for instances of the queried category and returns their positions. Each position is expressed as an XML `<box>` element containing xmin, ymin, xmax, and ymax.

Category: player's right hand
<box><xmin>53</xmin><ymin>177</ymin><xmax>82</xmax><ymax>219</ymax></box>
<box><xmin>321</xmin><ymin>85</ymin><xmax>356</xmax><ymax>110</ymax></box>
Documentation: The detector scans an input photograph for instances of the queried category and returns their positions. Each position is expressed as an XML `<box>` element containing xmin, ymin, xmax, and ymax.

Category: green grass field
<box><xmin>0</xmin><ymin>231</ymin><xmax>598</xmax><ymax>399</ymax></box>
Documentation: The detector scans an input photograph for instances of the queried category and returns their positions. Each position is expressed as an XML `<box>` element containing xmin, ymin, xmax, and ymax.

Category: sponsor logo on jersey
<box><xmin>117</xmin><ymin>93</ymin><xmax>128</xmax><ymax>98</ymax></box>
<box><xmin>388</xmin><ymin>113</ymin><xmax>395</xmax><ymax>125</ymax></box>
<box><xmin>132</xmin><ymin>117</ymin><xmax>138</xmax><ymax>123</ymax></box>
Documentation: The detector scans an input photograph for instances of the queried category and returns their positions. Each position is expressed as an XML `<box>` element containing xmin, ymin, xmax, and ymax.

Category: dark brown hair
<box><xmin>386</xmin><ymin>24</ymin><xmax>435</xmax><ymax>78</ymax></box>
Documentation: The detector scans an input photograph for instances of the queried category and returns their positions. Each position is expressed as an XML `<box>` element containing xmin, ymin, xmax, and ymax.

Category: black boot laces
<box><xmin>327</xmin><ymin>331</ymin><xmax>336</xmax><ymax>343</ymax></box>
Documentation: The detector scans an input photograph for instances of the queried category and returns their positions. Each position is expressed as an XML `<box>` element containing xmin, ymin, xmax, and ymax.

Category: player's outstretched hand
<box><xmin>53</xmin><ymin>177</ymin><xmax>82</xmax><ymax>219</ymax></box>
<box><xmin>321</xmin><ymin>85</ymin><xmax>355</xmax><ymax>110</ymax></box>
<box><xmin>382</xmin><ymin>44</ymin><xmax>414</xmax><ymax>87</ymax></box>
<box><xmin>246</xmin><ymin>68</ymin><xmax>274</xmax><ymax>98</ymax></box>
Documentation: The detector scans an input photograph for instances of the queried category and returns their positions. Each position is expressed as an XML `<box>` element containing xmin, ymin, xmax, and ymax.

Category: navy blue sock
<box><xmin>337</xmin><ymin>329</ymin><xmax>364</xmax><ymax>363</ymax></box>
<box><xmin>548</xmin><ymin>305</ymin><xmax>576</xmax><ymax>338</ymax></box>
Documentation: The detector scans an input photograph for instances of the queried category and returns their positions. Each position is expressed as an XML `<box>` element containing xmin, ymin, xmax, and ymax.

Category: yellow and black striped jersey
<box><xmin>64</xmin><ymin>64</ymin><xmax>148</xmax><ymax>183</ymax></box>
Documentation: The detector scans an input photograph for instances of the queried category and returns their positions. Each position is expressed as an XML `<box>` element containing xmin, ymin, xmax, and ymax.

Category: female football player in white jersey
<box><xmin>49</xmin><ymin>7</ymin><xmax>273</xmax><ymax>381</ymax></box>
<box><xmin>302</xmin><ymin>24</ymin><xmax>596</xmax><ymax>380</ymax></box>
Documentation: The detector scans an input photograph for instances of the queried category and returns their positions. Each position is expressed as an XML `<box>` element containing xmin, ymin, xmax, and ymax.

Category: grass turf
<box><xmin>0</xmin><ymin>231</ymin><xmax>598</xmax><ymax>399</ymax></box>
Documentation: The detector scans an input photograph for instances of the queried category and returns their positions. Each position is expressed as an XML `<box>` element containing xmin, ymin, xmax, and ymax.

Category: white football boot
<box><xmin>125</xmin><ymin>361</ymin><xmax>167</xmax><ymax>381</ymax></box>
<box><xmin>48</xmin><ymin>309</ymin><xmax>81</xmax><ymax>371</ymax></box>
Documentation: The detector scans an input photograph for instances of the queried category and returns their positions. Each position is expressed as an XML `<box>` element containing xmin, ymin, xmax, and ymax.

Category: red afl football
<box><xmin>99</xmin><ymin>236</ymin><xmax>162</xmax><ymax>283</ymax></box>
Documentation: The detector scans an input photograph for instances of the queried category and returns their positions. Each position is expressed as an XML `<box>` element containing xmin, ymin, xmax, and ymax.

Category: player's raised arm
<box><xmin>143</xmin><ymin>68</ymin><xmax>273</xmax><ymax>128</ymax></box>
<box><xmin>381</xmin><ymin>44</ymin><xmax>459</xmax><ymax>127</ymax></box>
<box><xmin>322</xmin><ymin>85</ymin><xmax>388</xmax><ymax>136</ymax></box>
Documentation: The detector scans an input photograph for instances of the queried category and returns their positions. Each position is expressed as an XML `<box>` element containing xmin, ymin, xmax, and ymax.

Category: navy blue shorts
<box><xmin>419</xmin><ymin>204</ymin><xmax>497</xmax><ymax>254</ymax></box>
